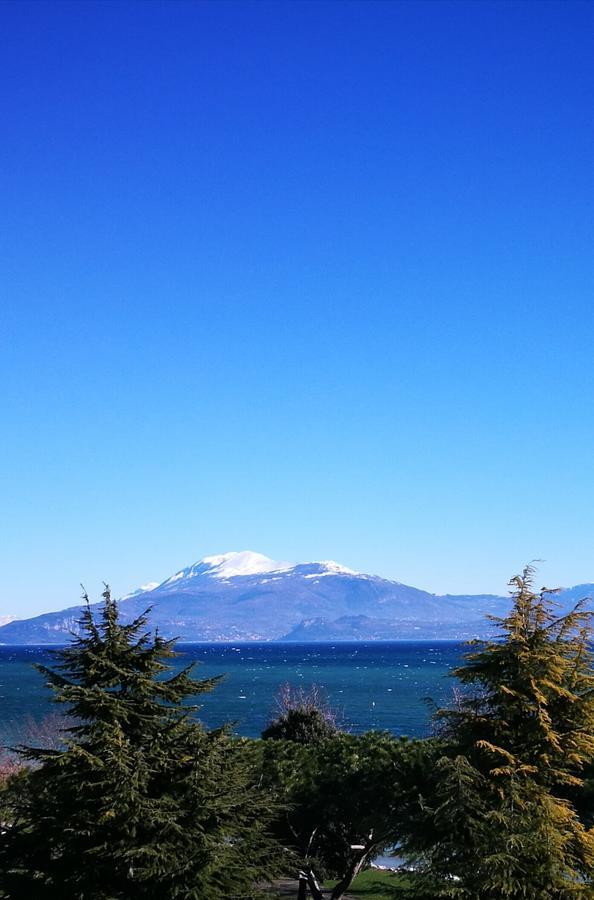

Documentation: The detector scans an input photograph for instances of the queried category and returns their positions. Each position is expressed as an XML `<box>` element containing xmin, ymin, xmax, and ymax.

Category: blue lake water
<box><xmin>0</xmin><ymin>641</ymin><xmax>466</xmax><ymax>745</ymax></box>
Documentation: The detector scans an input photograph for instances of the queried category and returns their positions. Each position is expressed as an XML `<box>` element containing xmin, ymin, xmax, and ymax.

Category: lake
<box><xmin>0</xmin><ymin>641</ymin><xmax>466</xmax><ymax>745</ymax></box>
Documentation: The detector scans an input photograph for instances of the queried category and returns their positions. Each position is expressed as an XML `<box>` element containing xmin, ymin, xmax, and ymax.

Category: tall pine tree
<box><xmin>0</xmin><ymin>588</ymin><xmax>281</xmax><ymax>900</ymax></box>
<box><xmin>401</xmin><ymin>566</ymin><xmax>594</xmax><ymax>898</ymax></box>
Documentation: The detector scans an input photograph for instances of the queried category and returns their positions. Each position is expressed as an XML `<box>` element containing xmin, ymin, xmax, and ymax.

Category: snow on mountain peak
<box><xmin>316</xmin><ymin>560</ymin><xmax>359</xmax><ymax>575</ymax></box>
<box><xmin>198</xmin><ymin>551</ymin><xmax>291</xmax><ymax>579</ymax></box>
<box><xmin>198</xmin><ymin>553</ymin><xmax>358</xmax><ymax>580</ymax></box>
<box><xmin>153</xmin><ymin>551</ymin><xmax>359</xmax><ymax>591</ymax></box>
<box><xmin>120</xmin><ymin>582</ymin><xmax>160</xmax><ymax>601</ymax></box>
<box><xmin>141</xmin><ymin>582</ymin><xmax>160</xmax><ymax>592</ymax></box>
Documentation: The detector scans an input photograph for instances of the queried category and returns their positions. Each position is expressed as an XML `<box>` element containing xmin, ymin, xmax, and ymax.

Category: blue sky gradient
<box><xmin>2</xmin><ymin>0</ymin><xmax>594</xmax><ymax>615</ymax></box>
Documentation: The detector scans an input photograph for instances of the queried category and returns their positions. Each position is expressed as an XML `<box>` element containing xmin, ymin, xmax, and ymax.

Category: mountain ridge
<box><xmin>1</xmin><ymin>551</ymin><xmax>592</xmax><ymax>644</ymax></box>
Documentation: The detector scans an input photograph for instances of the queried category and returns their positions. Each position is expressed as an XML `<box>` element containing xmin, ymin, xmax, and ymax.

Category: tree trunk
<box><xmin>304</xmin><ymin>866</ymin><xmax>324</xmax><ymax>900</ymax></box>
<box><xmin>297</xmin><ymin>871</ymin><xmax>308</xmax><ymax>900</ymax></box>
<box><xmin>329</xmin><ymin>853</ymin><xmax>368</xmax><ymax>900</ymax></box>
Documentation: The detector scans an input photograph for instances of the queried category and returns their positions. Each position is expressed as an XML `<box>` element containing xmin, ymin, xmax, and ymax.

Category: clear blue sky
<box><xmin>2</xmin><ymin>0</ymin><xmax>594</xmax><ymax>617</ymax></box>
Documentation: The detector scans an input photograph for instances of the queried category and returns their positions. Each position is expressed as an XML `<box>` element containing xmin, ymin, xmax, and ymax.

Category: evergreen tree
<box><xmin>0</xmin><ymin>588</ymin><xmax>281</xmax><ymax>900</ymax></box>
<box><xmin>401</xmin><ymin>566</ymin><xmax>594</xmax><ymax>898</ymax></box>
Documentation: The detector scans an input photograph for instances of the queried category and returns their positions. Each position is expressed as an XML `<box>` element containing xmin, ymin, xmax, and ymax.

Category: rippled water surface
<box><xmin>0</xmin><ymin>641</ymin><xmax>466</xmax><ymax>742</ymax></box>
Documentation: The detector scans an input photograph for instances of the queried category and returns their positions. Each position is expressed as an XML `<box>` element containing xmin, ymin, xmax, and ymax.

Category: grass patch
<box><xmin>326</xmin><ymin>868</ymin><xmax>415</xmax><ymax>898</ymax></box>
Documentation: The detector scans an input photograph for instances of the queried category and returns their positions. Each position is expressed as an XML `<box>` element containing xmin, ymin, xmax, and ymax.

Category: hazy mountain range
<box><xmin>1</xmin><ymin>551</ymin><xmax>592</xmax><ymax>644</ymax></box>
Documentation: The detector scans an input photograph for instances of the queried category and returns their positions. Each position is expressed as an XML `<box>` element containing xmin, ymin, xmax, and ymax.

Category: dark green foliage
<box><xmin>262</xmin><ymin>705</ymin><xmax>336</xmax><ymax>743</ymax></box>
<box><xmin>262</xmin><ymin>730</ymin><xmax>440</xmax><ymax>900</ymax></box>
<box><xmin>262</xmin><ymin>683</ymin><xmax>339</xmax><ymax>744</ymax></box>
<box><xmin>0</xmin><ymin>588</ymin><xmax>281</xmax><ymax>899</ymax></box>
<box><xmin>400</xmin><ymin>566</ymin><xmax>594</xmax><ymax>898</ymax></box>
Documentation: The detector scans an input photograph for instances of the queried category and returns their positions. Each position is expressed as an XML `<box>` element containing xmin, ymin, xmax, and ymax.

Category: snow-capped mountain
<box><xmin>156</xmin><ymin>551</ymin><xmax>358</xmax><ymax>586</ymax></box>
<box><xmin>1</xmin><ymin>551</ymin><xmax>592</xmax><ymax>644</ymax></box>
<box><xmin>158</xmin><ymin>551</ymin><xmax>292</xmax><ymax>585</ymax></box>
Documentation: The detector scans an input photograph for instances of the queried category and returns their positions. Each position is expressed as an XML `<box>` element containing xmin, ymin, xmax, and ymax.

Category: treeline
<box><xmin>1</xmin><ymin>567</ymin><xmax>594</xmax><ymax>898</ymax></box>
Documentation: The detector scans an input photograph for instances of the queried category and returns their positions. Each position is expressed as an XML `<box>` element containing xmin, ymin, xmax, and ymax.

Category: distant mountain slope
<box><xmin>1</xmin><ymin>551</ymin><xmax>592</xmax><ymax>644</ymax></box>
